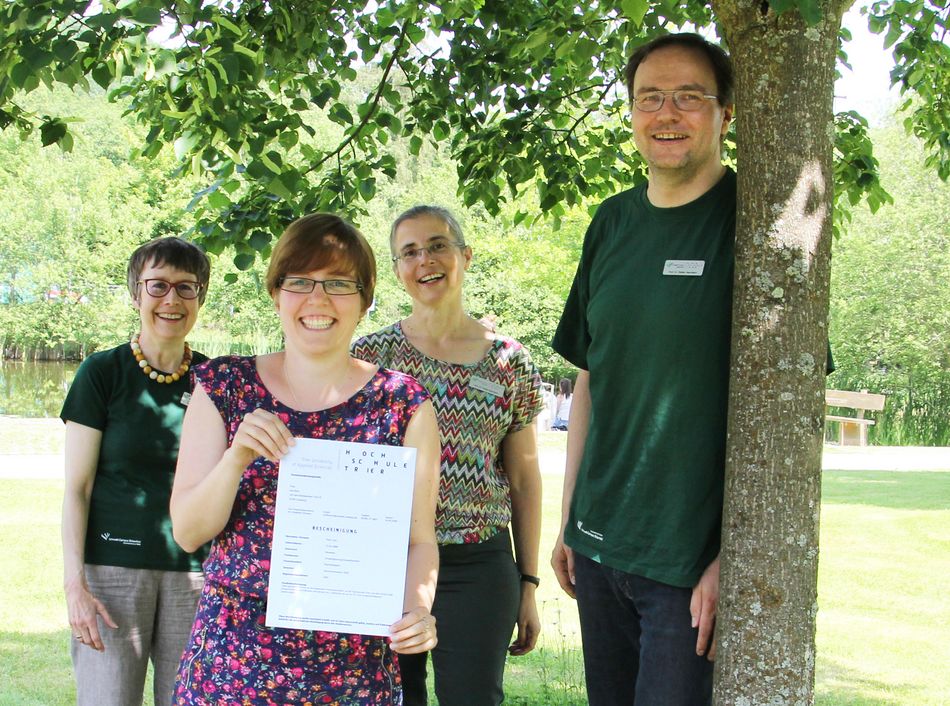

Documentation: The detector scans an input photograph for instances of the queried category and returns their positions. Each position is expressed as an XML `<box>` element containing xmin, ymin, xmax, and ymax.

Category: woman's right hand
<box><xmin>65</xmin><ymin>573</ymin><xmax>117</xmax><ymax>652</ymax></box>
<box><xmin>226</xmin><ymin>408</ymin><xmax>295</xmax><ymax>467</ymax></box>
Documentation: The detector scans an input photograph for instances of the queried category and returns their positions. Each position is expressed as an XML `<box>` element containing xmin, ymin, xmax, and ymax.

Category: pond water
<box><xmin>0</xmin><ymin>361</ymin><xmax>79</xmax><ymax>417</ymax></box>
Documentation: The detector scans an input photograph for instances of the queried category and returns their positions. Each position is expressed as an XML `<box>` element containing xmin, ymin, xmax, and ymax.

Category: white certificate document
<box><xmin>265</xmin><ymin>438</ymin><xmax>416</xmax><ymax>636</ymax></box>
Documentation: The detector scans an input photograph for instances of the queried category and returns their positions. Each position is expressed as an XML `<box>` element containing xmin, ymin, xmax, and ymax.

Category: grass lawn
<box><xmin>1</xmin><ymin>430</ymin><xmax>947</xmax><ymax>704</ymax></box>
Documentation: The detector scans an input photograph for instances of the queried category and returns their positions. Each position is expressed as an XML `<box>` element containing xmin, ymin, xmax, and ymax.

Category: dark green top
<box><xmin>552</xmin><ymin>170</ymin><xmax>736</xmax><ymax>587</ymax></box>
<box><xmin>60</xmin><ymin>343</ymin><xmax>209</xmax><ymax>572</ymax></box>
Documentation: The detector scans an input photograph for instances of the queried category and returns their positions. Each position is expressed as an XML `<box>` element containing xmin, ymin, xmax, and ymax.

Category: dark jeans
<box><xmin>573</xmin><ymin>552</ymin><xmax>713</xmax><ymax>706</ymax></box>
<box><xmin>399</xmin><ymin>528</ymin><xmax>520</xmax><ymax>706</ymax></box>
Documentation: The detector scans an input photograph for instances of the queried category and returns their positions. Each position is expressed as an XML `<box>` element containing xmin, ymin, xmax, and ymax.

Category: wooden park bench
<box><xmin>824</xmin><ymin>389</ymin><xmax>886</xmax><ymax>447</ymax></box>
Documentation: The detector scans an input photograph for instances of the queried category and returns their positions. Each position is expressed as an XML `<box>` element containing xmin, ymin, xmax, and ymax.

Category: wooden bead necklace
<box><xmin>130</xmin><ymin>333</ymin><xmax>192</xmax><ymax>383</ymax></box>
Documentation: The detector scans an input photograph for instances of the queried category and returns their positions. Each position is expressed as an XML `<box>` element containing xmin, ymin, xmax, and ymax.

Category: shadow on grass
<box><xmin>822</xmin><ymin>471</ymin><xmax>950</xmax><ymax>511</ymax></box>
<box><xmin>817</xmin><ymin>656</ymin><xmax>933</xmax><ymax>705</ymax></box>
<box><xmin>0</xmin><ymin>629</ymin><xmax>74</xmax><ymax>706</ymax></box>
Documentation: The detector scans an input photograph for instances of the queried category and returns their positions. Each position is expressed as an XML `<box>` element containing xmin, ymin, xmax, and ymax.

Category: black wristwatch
<box><xmin>520</xmin><ymin>573</ymin><xmax>541</xmax><ymax>587</ymax></box>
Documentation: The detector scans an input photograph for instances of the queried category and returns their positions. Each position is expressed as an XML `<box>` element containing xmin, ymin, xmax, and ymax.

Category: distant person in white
<box><xmin>552</xmin><ymin>378</ymin><xmax>573</xmax><ymax>431</ymax></box>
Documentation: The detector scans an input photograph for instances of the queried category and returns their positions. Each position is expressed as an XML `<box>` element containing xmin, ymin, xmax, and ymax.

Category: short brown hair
<box><xmin>266</xmin><ymin>213</ymin><xmax>376</xmax><ymax>311</ymax></box>
<box><xmin>625</xmin><ymin>33</ymin><xmax>734</xmax><ymax>108</ymax></box>
<box><xmin>127</xmin><ymin>237</ymin><xmax>211</xmax><ymax>304</ymax></box>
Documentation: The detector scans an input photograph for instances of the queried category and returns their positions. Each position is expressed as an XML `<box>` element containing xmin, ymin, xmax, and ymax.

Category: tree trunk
<box><xmin>710</xmin><ymin>2</ymin><xmax>848</xmax><ymax>703</ymax></box>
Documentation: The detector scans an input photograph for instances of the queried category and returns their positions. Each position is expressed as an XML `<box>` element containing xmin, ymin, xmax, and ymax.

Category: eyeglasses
<box><xmin>633</xmin><ymin>90</ymin><xmax>719</xmax><ymax>113</ymax></box>
<box><xmin>278</xmin><ymin>276</ymin><xmax>363</xmax><ymax>296</ymax></box>
<box><xmin>138</xmin><ymin>279</ymin><xmax>203</xmax><ymax>300</ymax></box>
<box><xmin>391</xmin><ymin>240</ymin><xmax>465</xmax><ymax>263</ymax></box>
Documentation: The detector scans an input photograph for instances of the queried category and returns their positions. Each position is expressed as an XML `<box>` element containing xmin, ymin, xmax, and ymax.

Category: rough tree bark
<box><xmin>710</xmin><ymin>1</ymin><xmax>850</xmax><ymax>703</ymax></box>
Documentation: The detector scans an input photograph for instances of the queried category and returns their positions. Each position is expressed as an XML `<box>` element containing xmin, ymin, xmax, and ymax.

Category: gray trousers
<box><xmin>70</xmin><ymin>564</ymin><xmax>203</xmax><ymax>706</ymax></box>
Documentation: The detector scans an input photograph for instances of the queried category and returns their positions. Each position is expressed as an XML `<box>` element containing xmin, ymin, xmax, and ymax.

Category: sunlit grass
<box><xmin>1</xmin><ymin>442</ymin><xmax>947</xmax><ymax>704</ymax></box>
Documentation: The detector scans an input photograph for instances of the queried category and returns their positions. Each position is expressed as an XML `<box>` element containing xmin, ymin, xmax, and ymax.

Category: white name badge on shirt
<box><xmin>662</xmin><ymin>259</ymin><xmax>705</xmax><ymax>276</ymax></box>
<box><xmin>469</xmin><ymin>376</ymin><xmax>505</xmax><ymax>397</ymax></box>
<box><xmin>179</xmin><ymin>391</ymin><xmax>192</xmax><ymax>406</ymax></box>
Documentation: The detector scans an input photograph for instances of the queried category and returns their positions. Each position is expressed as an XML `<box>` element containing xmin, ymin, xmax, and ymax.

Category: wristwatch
<box><xmin>520</xmin><ymin>573</ymin><xmax>540</xmax><ymax>587</ymax></box>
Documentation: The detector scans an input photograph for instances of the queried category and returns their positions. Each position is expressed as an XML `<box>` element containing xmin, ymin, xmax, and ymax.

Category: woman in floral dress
<box><xmin>169</xmin><ymin>213</ymin><xmax>440</xmax><ymax>705</ymax></box>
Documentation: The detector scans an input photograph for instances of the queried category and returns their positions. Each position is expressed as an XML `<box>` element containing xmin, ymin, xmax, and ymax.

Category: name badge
<box><xmin>469</xmin><ymin>376</ymin><xmax>505</xmax><ymax>397</ymax></box>
<box><xmin>663</xmin><ymin>259</ymin><xmax>705</xmax><ymax>276</ymax></box>
<box><xmin>180</xmin><ymin>391</ymin><xmax>192</xmax><ymax>406</ymax></box>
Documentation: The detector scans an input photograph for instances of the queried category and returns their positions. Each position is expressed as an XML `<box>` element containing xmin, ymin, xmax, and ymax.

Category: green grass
<box><xmin>1</xmin><ymin>439</ymin><xmax>947</xmax><ymax>703</ymax></box>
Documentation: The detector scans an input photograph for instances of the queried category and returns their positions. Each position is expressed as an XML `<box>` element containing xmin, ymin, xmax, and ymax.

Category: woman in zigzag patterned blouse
<box><xmin>352</xmin><ymin>205</ymin><xmax>545</xmax><ymax>706</ymax></box>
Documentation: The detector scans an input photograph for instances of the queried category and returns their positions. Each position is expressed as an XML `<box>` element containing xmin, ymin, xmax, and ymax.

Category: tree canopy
<box><xmin>2</xmin><ymin>1</ymin><xmax>945</xmax><ymax>265</ymax></box>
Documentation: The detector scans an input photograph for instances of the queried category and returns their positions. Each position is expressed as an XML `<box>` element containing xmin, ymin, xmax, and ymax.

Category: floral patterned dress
<box><xmin>173</xmin><ymin>356</ymin><xmax>429</xmax><ymax>706</ymax></box>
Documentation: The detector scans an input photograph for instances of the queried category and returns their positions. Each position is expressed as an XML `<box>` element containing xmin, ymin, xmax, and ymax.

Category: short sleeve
<box><xmin>60</xmin><ymin>352</ymin><xmax>110</xmax><ymax>430</ymax></box>
<box><xmin>192</xmin><ymin>356</ymin><xmax>238</xmax><ymax>426</ymax></box>
<box><xmin>400</xmin><ymin>373</ymin><xmax>431</xmax><ymax>420</ymax></box>
<box><xmin>506</xmin><ymin>343</ymin><xmax>544</xmax><ymax>434</ymax></box>
<box><xmin>552</xmin><ymin>219</ymin><xmax>597</xmax><ymax>371</ymax></box>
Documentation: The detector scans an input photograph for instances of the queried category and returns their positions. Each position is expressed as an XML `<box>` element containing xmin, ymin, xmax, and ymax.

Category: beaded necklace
<box><xmin>130</xmin><ymin>333</ymin><xmax>192</xmax><ymax>384</ymax></box>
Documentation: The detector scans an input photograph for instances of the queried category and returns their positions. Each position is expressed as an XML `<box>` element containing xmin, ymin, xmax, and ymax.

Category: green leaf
<box><xmin>53</xmin><ymin>40</ymin><xmax>78</xmax><ymax>64</ymax></box>
<box><xmin>249</xmin><ymin>230</ymin><xmax>272</xmax><ymax>251</ymax></box>
<box><xmin>206</xmin><ymin>57</ymin><xmax>229</xmax><ymax>83</ymax></box>
<box><xmin>204</xmin><ymin>68</ymin><xmax>218</xmax><ymax>98</ymax></box>
<box><xmin>207</xmin><ymin>191</ymin><xmax>231</xmax><ymax>210</ymax></box>
<box><xmin>85</xmin><ymin>12</ymin><xmax>118</xmax><ymax>30</ymax></box>
<box><xmin>796</xmin><ymin>0</ymin><xmax>821</xmax><ymax>25</ymax></box>
<box><xmin>39</xmin><ymin>120</ymin><xmax>67</xmax><ymax>147</ymax></box>
<box><xmin>214</xmin><ymin>14</ymin><xmax>244</xmax><ymax>37</ymax></box>
<box><xmin>620</xmin><ymin>0</ymin><xmax>649</xmax><ymax>26</ymax></box>
<box><xmin>233</xmin><ymin>252</ymin><xmax>255</xmax><ymax>270</ymax></box>
<box><xmin>767</xmin><ymin>0</ymin><xmax>796</xmax><ymax>13</ymax></box>
<box><xmin>266</xmin><ymin>175</ymin><xmax>293</xmax><ymax>201</ymax></box>
<box><xmin>10</xmin><ymin>61</ymin><xmax>33</xmax><ymax>88</ymax></box>
<box><xmin>174</xmin><ymin>131</ymin><xmax>200</xmax><ymax>160</ymax></box>
<box><xmin>92</xmin><ymin>64</ymin><xmax>112</xmax><ymax>90</ymax></box>
<box><xmin>278</xmin><ymin>130</ymin><xmax>299</xmax><ymax>149</ymax></box>
<box><xmin>358</xmin><ymin>177</ymin><xmax>376</xmax><ymax>201</ymax></box>
<box><xmin>231</xmin><ymin>43</ymin><xmax>258</xmax><ymax>60</ymax></box>
<box><xmin>260</xmin><ymin>151</ymin><xmax>283</xmax><ymax>174</ymax></box>
<box><xmin>132</xmin><ymin>6</ymin><xmax>162</xmax><ymax>26</ymax></box>
<box><xmin>409</xmin><ymin>135</ymin><xmax>423</xmax><ymax>156</ymax></box>
<box><xmin>328</xmin><ymin>103</ymin><xmax>354</xmax><ymax>125</ymax></box>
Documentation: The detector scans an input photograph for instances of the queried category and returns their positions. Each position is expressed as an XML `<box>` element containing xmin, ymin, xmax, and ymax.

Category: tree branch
<box><xmin>304</xmin><ymin>22</ymin><xmax>411</xmax><ymax>175</ymax></box>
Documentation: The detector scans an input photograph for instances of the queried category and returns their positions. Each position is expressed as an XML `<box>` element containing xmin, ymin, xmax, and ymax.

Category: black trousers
<box><xmin>399</xmin><ymin>528</ymin><xmax>520</xmax><ymax>706</ymax></box>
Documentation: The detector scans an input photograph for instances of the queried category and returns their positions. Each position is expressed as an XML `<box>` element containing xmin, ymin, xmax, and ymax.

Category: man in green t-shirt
<box><xmin>551</xmin><ymin>33</ymin><xmax>735</xmax><ymax>706</ymax></box>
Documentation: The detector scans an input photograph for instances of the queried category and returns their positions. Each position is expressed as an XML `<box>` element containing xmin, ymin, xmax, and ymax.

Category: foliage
<box><xmin>0</xmin><ymin>86</ymin><xmax>582</xmax><ymax>380</ymax></box>
<box><xmin>0</xmin><ymin>86</ymin><xmax>185</xmax><ymax>357</ymax></box>
<box><xmin>829</xmin><ymin>121</ymin><xmax>950</xmax><ymax>445</ymax></box>
<box><xmin>2</xmin><ymin>0</ymin><xmax>936</xmax><ymax>264</ymax></box>
<box><xmin>866</xmin><ymin>0</ymin><xmax>950</xmax><ymax>180</ymax></box>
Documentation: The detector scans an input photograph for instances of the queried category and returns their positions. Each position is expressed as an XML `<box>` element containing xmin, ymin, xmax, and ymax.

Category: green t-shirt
<box><xmin>60</xmin><ymin>343</ymin><xmax>209</xmax><ymax>571</ymax></box>
<box><xmin>552</xmin><ymin>170</ymin><xmax>736</xmax><ymax>588</ymax></box>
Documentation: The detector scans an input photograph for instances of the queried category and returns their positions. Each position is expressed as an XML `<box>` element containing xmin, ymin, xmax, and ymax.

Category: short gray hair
<box><xmin>389</xmin><ymin>205</ymin><xmax>466</xmax><ymax>255</ymax></box>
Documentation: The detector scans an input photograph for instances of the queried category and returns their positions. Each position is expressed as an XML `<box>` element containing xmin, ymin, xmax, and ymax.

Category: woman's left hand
<box><xmin>508</xmin><ymin>587</ymin><xmax>540</xmax><ymax>656</ymax></box>
<box><xmin>389</xmin><ymin>606</ymin><xmax>437</xmax><ymax>654</ymax></box>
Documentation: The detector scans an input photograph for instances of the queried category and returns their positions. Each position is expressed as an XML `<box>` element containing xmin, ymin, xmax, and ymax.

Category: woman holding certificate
<box><xmin>352</xmin><ymin>206</ymin><xmax>544</xmax><ymax>706</ymax></box>
<box><xmin>169</xmin><ymin>213</ymin><xmax>440</xmax><ymax>705</ymax></box>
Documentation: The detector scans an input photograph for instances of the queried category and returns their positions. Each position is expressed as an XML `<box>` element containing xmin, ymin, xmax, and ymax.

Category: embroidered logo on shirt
<box><xmin>100</xmin><ymin>532</ymin><xmax>142</xmax><ymax>547</ymax></box>
<box><xmin>576</xmin><ymin>521</ymin><xmax>604</xmax><ymax>541</ymax></box>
